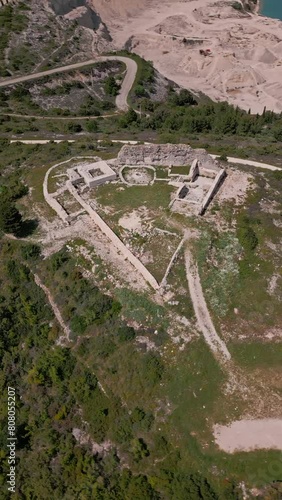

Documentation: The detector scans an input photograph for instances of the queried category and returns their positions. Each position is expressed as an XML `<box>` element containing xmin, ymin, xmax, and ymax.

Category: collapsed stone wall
<box><xmin>117</xmin><ymin>144</ymin><xmax>218</xmax><ymax>170</ymax></box>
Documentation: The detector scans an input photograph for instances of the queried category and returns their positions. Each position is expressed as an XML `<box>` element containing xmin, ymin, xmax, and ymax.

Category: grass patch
<box><xmin>154</xmin><ymin>166</ymin><xmax>169</xmax><ymax>179</ymax></box>
<box><xmin>230</xmin><ymin>342</ymin><xmax>282</xmax><ymax>368</ymax></box>
<box><xmin>166</xmin><ymin>340</ymin><xmax>225</xmax><ymax>439</ymax></box>
<box><xmin>115</xmin><ymin>288</ymin><xmax>169</xmax><ymax>329</ymax></box>
<box><xmin>165</xmin><ymin>340</ymin><xmax>282</xmax><ymax>487</ymax></box>
<box><xmin>95</xmin><ymin>182</ymin><xmax>174</xmax><ymax>213</ymax></box>
<box><xmin>194</xmin><ymin>229</ymin><xmax>241</xmax><ymax>318</ymax></box>
<box><xmin>166</xmin><ymin>249</ymin><xmax>195</xmax><ymax>319</ymax></box>
<box><xmin>170</xmin><ymin>165</ymin><xmax>191</xmax><ymax>176</ymax></box>
<box><xmin>143</xmin><ymin>231</ymin><xmax>181</xmax><ymax>284</ymax></box>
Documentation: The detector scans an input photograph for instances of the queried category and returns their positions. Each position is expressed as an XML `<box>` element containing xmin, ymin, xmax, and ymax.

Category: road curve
<box><xmin>100</xmin><ymin>56</ymin><xmax>137</xmax><ymax>112</ymax></box>
<box><xmin>0</xmin><ymin>56</ymin><xmax>138</xmax><ymax>112</ymax></box>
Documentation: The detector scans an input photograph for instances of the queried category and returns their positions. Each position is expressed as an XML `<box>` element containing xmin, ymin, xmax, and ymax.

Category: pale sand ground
<box><xmin>214</xmin><ymin>419</ymin><xmax>282</xmax><ymax>452</ymax></box>
<box><xmin>90</xmin><ymin>0</ymin><xmax>282</xmax><ymax>113</ymax></box>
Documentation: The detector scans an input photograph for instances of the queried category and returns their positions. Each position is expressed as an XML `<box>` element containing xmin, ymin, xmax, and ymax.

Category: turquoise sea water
<box><xmin>261</xmin><ymin>0</ymin><xmax>282</xmax><ymax>20</ymax></box>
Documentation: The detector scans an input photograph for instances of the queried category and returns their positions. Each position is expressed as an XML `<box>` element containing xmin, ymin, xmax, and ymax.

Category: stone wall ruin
<box><xmin>117</xmin><ymin>144</ymin><xmax>218</xmax><ymax>171</ymax></box>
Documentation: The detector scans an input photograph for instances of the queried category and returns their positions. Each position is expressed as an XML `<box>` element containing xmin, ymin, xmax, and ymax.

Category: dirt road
<box><xmin>184</xmin><ymin>248</ymin><xmax>231</xmax><ymax>362</ymax></box>
<box><xmin>3</xmin><ymin>113</ymin><xmax>117</xmax><ymax>120</ymax></box>
<box><xmin>34</xmin><ymin>273</ymin><xmax>71</xmax><ymax>343</ymax></box>
<box><xmin>0</xmin><ymin>55</ymin><xmax>137</xmax><ymax>112</ymax></box>
<box><xmin>210</xmin><ymin>154</ymin><xmax>282</xmax><ymax>172</ymax></box>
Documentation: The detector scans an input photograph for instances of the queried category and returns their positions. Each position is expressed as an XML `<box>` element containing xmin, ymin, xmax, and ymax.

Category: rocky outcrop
<box><xmin>50</xmin><ymin>0</ymin><xmax>112</xmax><ymax>37</ymax></box>
<box><xmin>117</xmin><ymin>144</ymin><xmax>218</xmax><ymax>170</ymax></box>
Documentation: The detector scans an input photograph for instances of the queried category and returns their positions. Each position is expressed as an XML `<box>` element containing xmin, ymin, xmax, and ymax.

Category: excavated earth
<box><xmin>82</xmin><ymin>0</ymin><xmax>282</xmax><ymax>113</ymax></box>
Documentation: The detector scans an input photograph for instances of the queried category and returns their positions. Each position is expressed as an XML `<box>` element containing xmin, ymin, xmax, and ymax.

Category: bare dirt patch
<box><xmin>118</xmin><ymin>207</ymin><xmax>150</xmax><ymax>231</ymax></box>
<box><xmin>214</xmin><ymin>419</ymin><xmax>282</xmax><ymax>452</ymax></box>
<box><xmin>216</xmin><ymin>167</ymin><xmax>253</xmax><ymax>205</ymax></box>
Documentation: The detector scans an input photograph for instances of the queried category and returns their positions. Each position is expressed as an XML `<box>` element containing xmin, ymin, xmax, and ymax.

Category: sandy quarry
<box><xmin>88</xmin><ymin>0</ymin><xmax>282</xmax><ymax>113</ymax></box>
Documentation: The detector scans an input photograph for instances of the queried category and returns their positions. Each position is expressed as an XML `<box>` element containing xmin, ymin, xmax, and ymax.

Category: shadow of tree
<box><xmin>16</xmin><ymin>219</ymin><xmax>39</xmax><ymax>238</ymax></box>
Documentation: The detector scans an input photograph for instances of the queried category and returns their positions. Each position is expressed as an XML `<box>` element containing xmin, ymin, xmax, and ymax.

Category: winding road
<box><xmin>0</xmin><ymin>55</ymin><xmax>138</xmax><ymax>112</ymax></box>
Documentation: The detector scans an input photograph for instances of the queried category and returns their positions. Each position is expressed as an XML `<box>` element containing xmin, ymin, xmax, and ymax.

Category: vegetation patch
<box><xmin>195</xmin><ymin>230</ymin><xmax>241</xmax><ymax>318</ymax></box>
<box><xmin>170</xmin><ymin>165</ymin><xmax>191</xmax><ymax>176</ymax></box>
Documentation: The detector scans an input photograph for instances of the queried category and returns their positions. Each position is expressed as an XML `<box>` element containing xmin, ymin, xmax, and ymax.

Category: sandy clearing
<box><xmin>214</xmin><ymin>419</ymin><xmax>282</xmax><ymax>452</ymax></box>
<box><xmin>184</xmin><ymin>247</ymin><xmax>231</xmax><ymax>362</ymax></box>
<box><xmin>216</xmin><ymin>168</ymin><xmax>253</xmax><ymax>205</ymax></box>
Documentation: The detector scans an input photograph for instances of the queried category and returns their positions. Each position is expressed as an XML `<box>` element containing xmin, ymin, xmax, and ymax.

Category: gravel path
<box><xmin>210</xmin><ymin>154</ymin><xmax>282</xmax><ymax>172</ymax></box>
<box><xmin>34</xmin><ymin>273</ymin><xmax>71</xmax><ymax>344</ymax></box>
<box><xmin>184</xmin><ymin>248</ymin><xmax>231</xmax><ymax>362</ymax></box>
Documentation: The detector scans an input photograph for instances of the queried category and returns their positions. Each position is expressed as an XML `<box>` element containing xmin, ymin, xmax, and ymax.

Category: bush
<box><xmin>85</xmin><ymin>120</ymin><xmax>98</xmax><ymax>133</ymax></box>
<box><xmin>49</xmin><ymin>249</ymin><xmax>70</xmax><ymax>271</ymax></box>
<box><xmin>120</xmin><ymin>108</ymin><xmax>138</xmax><ymax>128</ymax></box>
<box><xmin>238</xmin><ymin>226</ymin><xmax>258</xmax><ymax>252</ymax></box>
<box><xmin>117</xmin><ymin>325</ymin><xmax>136</xmax><ymax>342</ymax></box>
<box><xmin>170</xmin><ymin>89</ymin><xmax>197</xmax><ymax>106</ymax></box>
<box><xmin>232</xmin><ymin>1</ymin><xmax>243</xmax><ymax>10</ymax></box>
<box><xmin>104</xmin><ymin>76</ymin><xmax>120</xmax><ymax>96</ymax></box>
<box><xmin>70</xmin><ymin>315</ymin><xmax>87</xmax><ymax>335</ymax></box>
<box><xmin>0</xmin><ymin>198</ymin><xmax>22</xmax><ymax>234</ymax></box>
<box><xmin>218</xmin><ymin>153</ymin><xmax>228</xmax><ymax>162</ymax></box>
<box><xmin>135</xmin><ymin>84</ymin><xmax>147</xmax><ymax>98</ymax></box>
<box><xmin>21</xmin><ymin>243</ymin><xmax>41</xmax><ymax>260</ymax></box>
<box><xmin>67</xmin><ymin>123</ymin><xmax>82</xmax><ymax>133</ymax></box>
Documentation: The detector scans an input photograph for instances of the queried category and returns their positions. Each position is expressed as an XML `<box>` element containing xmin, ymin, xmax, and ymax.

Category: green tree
<box><xmin>104</xmin><ymin>76</ymin><xmax>120</xmax><ymax>96</ymax></box>
<box><xmin>126</xmin><ymin>474</ymin><xmax>158</xmax><ymax>499</ymax></box>
<box><xmin>67</xmin><ymin>122</ymin><xmax>82</xmax><ymax>133</ymax></box>
<box><xmin>170</xmin><ymin>89</ymin><xmax>197</xmax><ymax>106</ymax></box>
<box><xmin>131</xmin><ymin>438</ymin><xmax>150</xmax><ymax>462</ymax></box>
<box><xmin>238</xmin><ymin>226</ymin><xmax>258</xmax><ymax>252</ymax></box>
<box><xmin>120</xmin><ymin>108</ymin><xmax>138</xmax><ymax>127</ymax></box>
<box><xmin>273</xmin><ymin>127</ymin><xmax>282</xmax><ymax>141</ymax></box>
<box><xmin>0</xmin><ymin>198</ymin><xmax>22</xmax><ymax>234</ymax></box>
<box><xmin>117</xmin><ymin>325</ymin><xmax>136</xmax><ymax>342</ymax></box>
<box><xmin>85</xmin><ymin>120</ymin><xmax>98</xmax><ymax>133</ymax></box>
<box><xmin>135</xmin><ymin>84</ymin><xmax>147</xmax><ymax>98</ymax></box>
